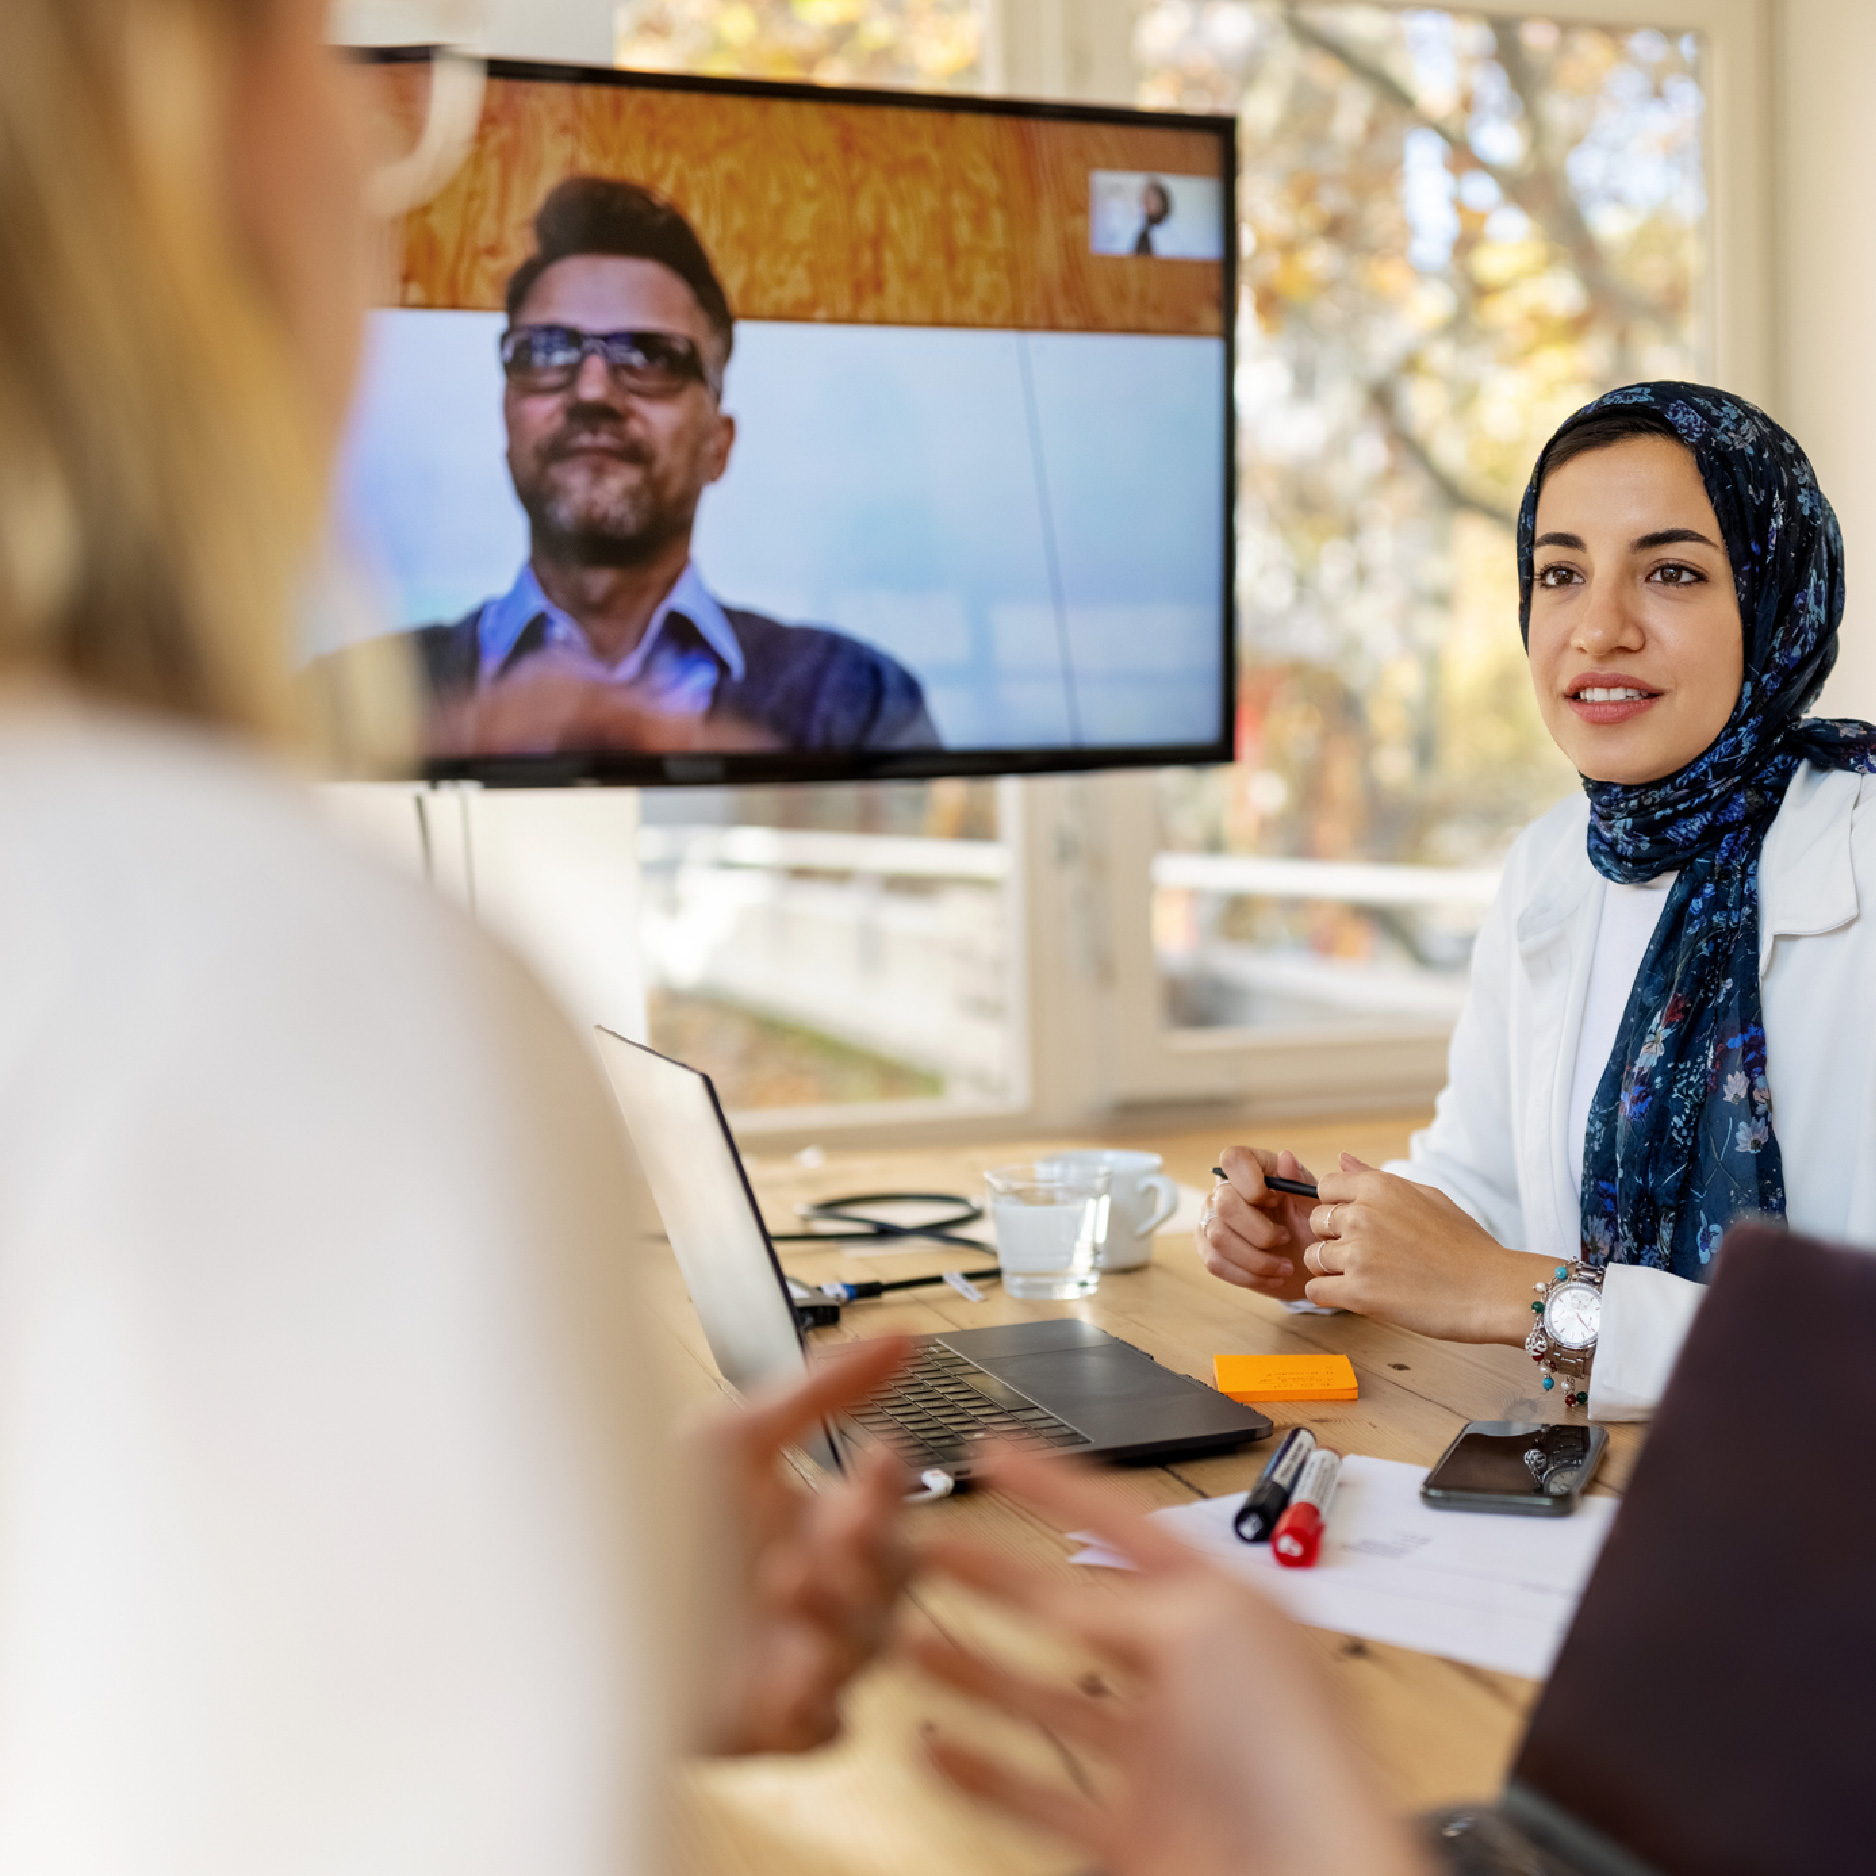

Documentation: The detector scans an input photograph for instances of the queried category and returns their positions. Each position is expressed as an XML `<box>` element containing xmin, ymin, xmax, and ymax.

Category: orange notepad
<box><xmin>1213</xmin><ymin>1353</ymin><xmax>1359</xmax><ymax>1403</ymax></box>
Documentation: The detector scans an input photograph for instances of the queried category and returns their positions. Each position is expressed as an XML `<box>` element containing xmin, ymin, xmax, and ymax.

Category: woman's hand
<box><xmin>696</xmin><ymin>1337</ymin><xmax>915</xmax><ymax>1756</ymax></box>
<box><xmin>1303</xmin><ymin>1156</ymin><xmax>1555</xmax><ymax>1344</ymax></box>
<box><xmin>911</xmin><ymin>1449</ymin><xmax>1427</xmax><ymax>1876</ymax></box>
<box><xmin>1195</xmin><ymin>1144</ymin><xmax>1318</xmax><ymax>1301</ymax></box>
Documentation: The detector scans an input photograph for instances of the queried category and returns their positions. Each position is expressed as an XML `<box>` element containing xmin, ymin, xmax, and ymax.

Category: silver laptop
<box><xmin>1423</xmin><ymin>1221</ymin><xmax>1876</xmax><ymax>1874</ymax></box>
<box><xmin>595</xmin><ymin>1029</ymin><xmax>1271</xmax><ymax>1482</ymax></box>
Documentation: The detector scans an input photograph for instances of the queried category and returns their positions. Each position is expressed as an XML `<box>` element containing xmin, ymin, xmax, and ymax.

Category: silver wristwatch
<box><xmin>1525</xmin><ymin>1261</ymin><xmax>1604</xmax><ymax>1409</ymax></box>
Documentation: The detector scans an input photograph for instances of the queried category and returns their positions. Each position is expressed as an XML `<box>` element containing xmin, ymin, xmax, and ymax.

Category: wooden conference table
<box><xmin>654</xmin><ymin>1115</ymin><xmax>1647</xmax><ymax>1876</ymax></box>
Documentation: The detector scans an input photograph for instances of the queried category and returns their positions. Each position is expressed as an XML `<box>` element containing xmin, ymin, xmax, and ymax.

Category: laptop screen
<box><xmin>594</xmin><ymin>1028</ymin><xmax>807</xmax><ymax>1401</ymax></box>
<box><xmin>1510</xmin><ymin>1225</ymin><xmax>1876</xmax><ymax>1873</ymax></box>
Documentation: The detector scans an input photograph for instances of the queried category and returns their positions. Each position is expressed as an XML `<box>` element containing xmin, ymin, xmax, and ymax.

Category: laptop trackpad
<box><xmin>978</xmin><ymin>1342</ymin><xmax>1265</xmax><ymax>1443</ymax></box>
<box><xmin>990</xmin><ymin>1342</ymin><xmax>1188</xmax><ymax>1401</ymax></box>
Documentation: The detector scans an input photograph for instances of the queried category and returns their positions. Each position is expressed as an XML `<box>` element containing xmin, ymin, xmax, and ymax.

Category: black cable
<box><xmin>774</xmin><ymin>1190</ymin><xmax>1000</xmax><ymax>1324</ymax></box>
<box><xmin>769</xmin><ymin>1189</ymin><xmax>990</xmax><ymax>1254</ymax></box>
<box><xmin>819</xmin><ymin>1269</ymin><xmax>1002</xmax><ymax>1303</ymax></box>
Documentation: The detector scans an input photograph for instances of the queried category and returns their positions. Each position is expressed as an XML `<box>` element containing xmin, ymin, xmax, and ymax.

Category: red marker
<box><xmin>1272</xmin><ymin>1448</ymin><xmax>1341</xmax><ymax>1568</ymax></box>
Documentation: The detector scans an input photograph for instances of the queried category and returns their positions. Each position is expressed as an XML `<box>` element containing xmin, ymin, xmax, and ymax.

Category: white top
<box><xmin>1389</xmin><ymin>763</ymin><xmax>1876</xmax><ymax>1420</ymax></box>
<box><xmin>0</xmin><ymin>706</ymin><xmax>675</xmax><ymax>1874</ymax></box>
<box><xmin>1564</xmin><ymin>872</ymin><xmax>1676</xmax><ymax>1191</ymax></box>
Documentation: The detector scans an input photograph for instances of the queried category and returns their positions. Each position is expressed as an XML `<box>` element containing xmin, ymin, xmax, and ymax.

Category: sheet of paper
<box><xmin>1071</xmin><ymin>1454</ymin><xmax>1617</xmax><ymax>1680</ymax></box>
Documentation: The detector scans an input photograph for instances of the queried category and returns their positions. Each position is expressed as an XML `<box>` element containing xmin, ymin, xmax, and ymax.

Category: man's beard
<box><xmin>514</xmin><ymin>411</ymin><xmax>689</xmax><ymax>567</ymax></box>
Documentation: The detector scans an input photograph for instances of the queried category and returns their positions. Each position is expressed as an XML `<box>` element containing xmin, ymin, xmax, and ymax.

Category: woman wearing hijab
<box><xmin>1199</xmin><ymin>383</ymin><xmax>1876</xmax><ymax>1418</ymax></box>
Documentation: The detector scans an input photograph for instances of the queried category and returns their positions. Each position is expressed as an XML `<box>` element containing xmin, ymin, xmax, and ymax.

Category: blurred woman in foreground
<box><xmin>0</xmin><ymin>4</ymin><xmax>1421</xmax><ymax>1873</ymax></box>
<box><xmin>0</xmin><ymin>2</ymin><xmax>919</xmax><ymax>1864</ymax></box>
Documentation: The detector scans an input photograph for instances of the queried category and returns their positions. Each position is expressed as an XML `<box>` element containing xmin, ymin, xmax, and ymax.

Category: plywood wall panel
<box><xmin>393</xmin><ymin>78</ymin><xmax>1224</xmax><ymax>337</ymax></box>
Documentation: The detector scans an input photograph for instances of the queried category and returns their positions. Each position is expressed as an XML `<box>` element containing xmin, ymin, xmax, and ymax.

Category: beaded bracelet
<box><xmin>1523</xmin><ymin>1260</ymin><xmax>1604</xmax><ymax>1410</ymax></box>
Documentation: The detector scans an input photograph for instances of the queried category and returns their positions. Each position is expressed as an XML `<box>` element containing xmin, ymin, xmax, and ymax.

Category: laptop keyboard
<box><xmin>842</xmin><ymin>1341</ymin><xmax>1089</xmax><ymax>1468</ymax></box>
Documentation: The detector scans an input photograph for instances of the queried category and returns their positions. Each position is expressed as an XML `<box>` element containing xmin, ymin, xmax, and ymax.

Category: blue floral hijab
<box><xmin>1515</xmin><ymin>383</ymin><xmax>1876</xmax><ymax>1278</ymax></box>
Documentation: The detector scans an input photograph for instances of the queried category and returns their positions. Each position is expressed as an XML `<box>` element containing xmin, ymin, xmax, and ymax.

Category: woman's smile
<box><xmin>1564</xmin><ymin>670</ymin><xmax>1666</xmax><ymax>726</ymax></box>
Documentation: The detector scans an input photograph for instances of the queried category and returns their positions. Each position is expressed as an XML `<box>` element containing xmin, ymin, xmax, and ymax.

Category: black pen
<box><xmin>1234</xmin><ymin>1426</ymin><xmax>1317</xmax><ymax>1543</ymax></box>
<box><xmin>1212</xmin><ymin>1164</ymin><xmax>1319</xmax><ymax>1201</ymax></box>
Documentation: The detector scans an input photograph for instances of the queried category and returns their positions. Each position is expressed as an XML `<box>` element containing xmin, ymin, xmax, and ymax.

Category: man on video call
<box><xmin>394</xmin><ymin>177</ymin><xmax>939</xmax><ymax>757</ymax></box>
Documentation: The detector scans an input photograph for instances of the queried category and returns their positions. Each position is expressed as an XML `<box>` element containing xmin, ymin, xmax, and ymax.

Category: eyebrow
<box><xmin>1533</xmin><ymin>527</ymin><xmax>1721</xmax><ymax>553</ymax></box>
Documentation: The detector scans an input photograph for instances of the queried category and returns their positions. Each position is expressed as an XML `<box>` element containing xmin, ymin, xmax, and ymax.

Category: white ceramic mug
<box><xmin>1043</xmin><ymin>1149</ymin><xmax>1178</xmax><ymax>1271</ymax></box>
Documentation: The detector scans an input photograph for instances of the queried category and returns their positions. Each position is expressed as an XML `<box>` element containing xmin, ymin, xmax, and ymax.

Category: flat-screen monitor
<box><xmin>320</xmin><ymin>55</ymin><xmax>1236</xmax><ymax>786</ymax></box>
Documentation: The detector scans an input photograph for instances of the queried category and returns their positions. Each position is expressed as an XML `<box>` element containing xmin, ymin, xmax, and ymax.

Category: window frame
<box><xmin>1076</xmin><ymin>0</ymin><xmax>1773</xmax><ymax>1118</ymax></box>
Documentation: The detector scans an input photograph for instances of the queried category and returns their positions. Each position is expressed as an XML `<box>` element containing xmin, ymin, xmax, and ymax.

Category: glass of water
<box><xmin>985</xmin><ymin>1160</ymin><xmax>1111</xmax><ymax>1300</ymax></box>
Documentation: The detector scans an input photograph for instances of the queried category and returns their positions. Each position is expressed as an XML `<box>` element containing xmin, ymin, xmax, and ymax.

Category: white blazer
<box><xmin>1391</xmin><ymin>760</ymin><xmax>1876</xmax><ymax>1419</ymax></box>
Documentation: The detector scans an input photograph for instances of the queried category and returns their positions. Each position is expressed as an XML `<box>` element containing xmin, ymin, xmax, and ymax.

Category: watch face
<box><xmin>1545</xmin><ymin>1280</ymin><xmax>1602</xmax><ymax>1350</ymax></box>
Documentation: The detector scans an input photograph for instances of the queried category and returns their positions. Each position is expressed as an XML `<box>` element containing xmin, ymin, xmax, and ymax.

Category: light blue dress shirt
<box><xmin>473</xmin><ymin>561</ymin><xmax>747</xmax><ymax>716</ymax></box>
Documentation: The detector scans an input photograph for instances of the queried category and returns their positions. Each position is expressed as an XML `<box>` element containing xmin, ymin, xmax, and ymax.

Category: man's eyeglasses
<box><xmin>499</xmin><ymin>325</ymin><xmax>721</xmax><ymax>399</ymax></box>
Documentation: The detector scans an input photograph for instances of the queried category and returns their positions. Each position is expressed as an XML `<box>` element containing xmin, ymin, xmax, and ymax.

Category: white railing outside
<box><xmin>1153</xmin><ymin>850</ymin><xmax>1502</xmax><ymax>1029</ymax></box>
<box><xmin>1151</xmin><ymin>851</ymin><xmax>1501</xmax><ymax>908</ymax></box>
<box><xmin>639</xmin><ymin>825</ymin><xmax>1498</xmax><ymax>1076</ymax></box>
<box><xmin>637</xmin><ymin>825</ymin><xmax>1008</xmax><ymax>881</ymax></box>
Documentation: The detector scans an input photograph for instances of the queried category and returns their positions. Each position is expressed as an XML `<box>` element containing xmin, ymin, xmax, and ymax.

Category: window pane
<box><xmin>1136</xmin><ymin>4</ymin><xmax>1706</xmax><ymax>1031</ymax></box>
<box><xmin>639</xmin><ymin>780</ymin><xmax>1016</xmax><ymax>1112</ymax></box>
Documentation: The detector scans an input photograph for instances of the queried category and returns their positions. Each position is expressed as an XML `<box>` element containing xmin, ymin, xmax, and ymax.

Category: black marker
<box><xmin>1233</xmin><ymin>1425</ymin><xmax>1317</xmax><ymax>1543</ymax></box>
<box><xmin>1212</xmin><ymin>1164</ymin><xmax>1319</xmax><ymax>1202</ymax></box>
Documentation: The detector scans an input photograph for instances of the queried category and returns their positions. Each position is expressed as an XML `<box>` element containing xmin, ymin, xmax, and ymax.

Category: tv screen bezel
<box><xmin>350</xmin><ymin>50</ymin><xmax>1238</xmax><ymax>790</ymax></box>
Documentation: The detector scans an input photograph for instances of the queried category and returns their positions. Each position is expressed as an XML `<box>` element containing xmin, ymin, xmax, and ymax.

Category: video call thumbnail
<box><xmin>319</xmin><ymin>65</ymin><xmax>1233</xmax><ymax>775</ymax></box>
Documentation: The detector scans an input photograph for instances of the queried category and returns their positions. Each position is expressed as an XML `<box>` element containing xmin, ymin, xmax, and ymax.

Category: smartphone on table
<box><xmin>1421</xmin><ymin>1420</ymin><xmax>1608</xmax><ymax>1516</ymax></box>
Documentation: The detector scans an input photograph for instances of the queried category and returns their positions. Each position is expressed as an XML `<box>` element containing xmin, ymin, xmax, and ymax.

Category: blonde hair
<box><xmin>0</xmin><ymin>0</ymin><xmax>325</xmax><ymax>741</ymax></box>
